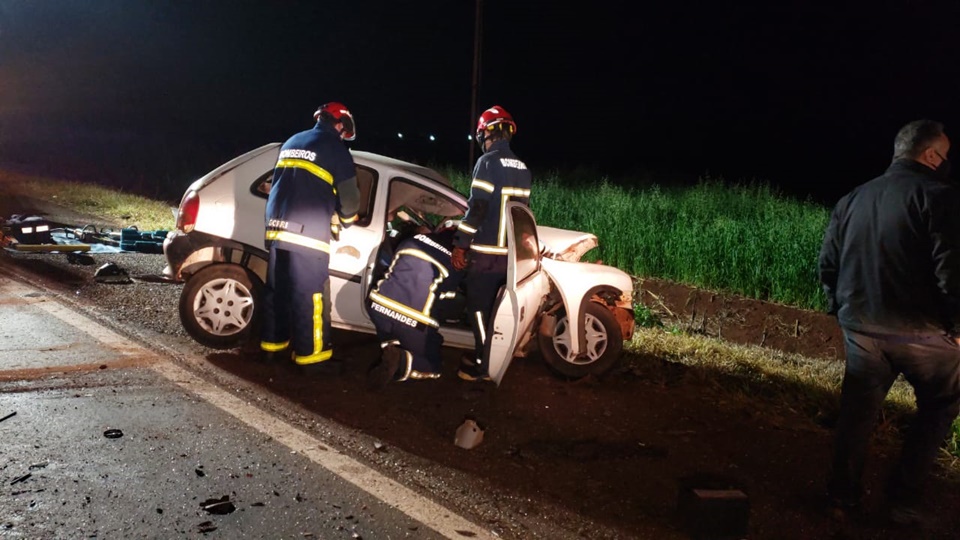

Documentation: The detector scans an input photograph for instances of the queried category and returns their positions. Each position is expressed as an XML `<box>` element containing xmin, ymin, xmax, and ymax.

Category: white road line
<box><xmin>0</xmin><ymin>280</ymin><xmax>142</xmax><ymax>354</ymax></box>
<box><xmin>152</xmin><ymin>361</ymin><xmax>495</xmax><ymax>540</ymax></box>
<box><xmin>1</xmin><ymin>278</ymin><xmax>494</xmax><ymax>539</ymax></box>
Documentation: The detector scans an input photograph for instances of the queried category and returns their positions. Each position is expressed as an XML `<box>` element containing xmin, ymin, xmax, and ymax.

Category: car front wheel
<box><xmin>538</xmin><ymin>301</ymin><xmax>623</xmax><ymax>379</ymax></box>
<box><xmin>178</xmin><ymin>264</ymin><xmax>262</xmax><ymax>349</ymax></box>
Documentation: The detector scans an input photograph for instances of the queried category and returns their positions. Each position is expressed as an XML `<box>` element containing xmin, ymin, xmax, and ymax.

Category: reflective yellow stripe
<box><xmin>502</xmin><ymin>187</ymin><xmax>530</xmax><ymax>197</ymax></box>
<box><xmin>294</xmin><ymin>349</ymin><xmax>333</xmax><ymax>365</ymax></box>
<box><xmin>261</xmin><ymin>340</ymin><xmax>289</xmax><ymax>352</ymax></box>
<box><xmin>369</xmin><ymin>291</ymin><xmax>439</xmax><ymax>327</ymax></box>
<box><xmin>276</xmin><ymin>158</ymin><xmax>334</xmax><ymax>185</ymax></box>
<box><xmin>295</xmin><ymin>292</ymin><xmax>332</xmax><ymax>365</ymax></box>
<box><xmin>470</xmin><ymin>244</ymin><xmax>508</xmax><ymax>255</ymax></box>
<box><xmin>408</xmin><ymin>370</ymin><xmax>442</xmax><ymax>380</ymax></box>
<box><xmin>265</xmin><ymin>230</ymin><xmax>330</xmax><ymax>252</ymax></box>
<box><xmin>396</xmin><ymin>350</ymin><xmax>413</xmax><ymax>381</ymax></box>
<box><xmin>457</xmin><ymin>222</ymin><xmax>477</xmax><ymax>234</ymax></box>
<box><xmin>340</xmin><ymin>213</ymin><xmax>358</xmax><ymax>224</ymax></box>
<box><xmin>475</xmin><ymin>311</ymin><xmax>486</xmax><ymax>343</ymax></box>
<box><xmin>471</xmin><ymin>179</ymin><xmax>495</xmax><ymax>193</ymax></box>
<box><xmin>395</xmin><ymin>248</ymin><xmax>449</xmax><ymax>278</ymax></box>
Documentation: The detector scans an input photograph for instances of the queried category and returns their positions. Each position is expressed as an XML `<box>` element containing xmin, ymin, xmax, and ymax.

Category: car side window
<box><xmin>251</xmin><ymin>165</ymin><xmax>379</xmax><ymax>228</ymax></box>
<box><xmin>511</xmin><ymin>205</ymin><xmax>540</xmax><ymax>285</ymax></box>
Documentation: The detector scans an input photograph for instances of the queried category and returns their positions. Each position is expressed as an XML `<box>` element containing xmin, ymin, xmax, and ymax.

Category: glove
<box><xmin>451</xmin><ymin>246</ymin><xmax>468</xmax><ymax>271</ymax></box>
<box><xmin>330</xmin><ymin>214</ymin><xmax>342</xmax><ymax>241</ymax></box>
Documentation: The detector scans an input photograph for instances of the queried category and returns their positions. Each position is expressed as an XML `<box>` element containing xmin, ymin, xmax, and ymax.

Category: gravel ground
<box><xmin>1</xmin><ymin>250</ymin><xmax>190</xmax><ymax>342</ymax></box>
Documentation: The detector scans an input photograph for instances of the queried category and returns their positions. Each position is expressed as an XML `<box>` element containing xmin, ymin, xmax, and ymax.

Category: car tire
<box><xmin>539</xmin><ymin>301</ymin><xmax>623</xmax><ymax>379</ymax></box>
<box><xmin>178</xmin><ymin>264</ymin><xmax>262</xmax><ymax>349</ymax></box>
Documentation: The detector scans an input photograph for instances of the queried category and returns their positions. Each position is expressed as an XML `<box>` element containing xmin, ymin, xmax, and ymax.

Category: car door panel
<box><xmin>485</xmin><ymin>203</ymin><xmax>549</xmax><ymax>385</ymax></box>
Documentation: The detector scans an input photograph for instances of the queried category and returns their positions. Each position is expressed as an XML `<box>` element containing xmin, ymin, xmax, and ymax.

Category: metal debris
<box><xmin>10</xmin><ymin>473</ymin><xmax>31</xmax><ymax>485</ymax></box>
<box><xmin>200</xmin><ymin>495</ymin><xmax>235</xmax><ymax>515</ymax></box>
<box><xmin>103</xmin><ymin>429</ymin><xmax>123</xmax><ymax>439</ymax></box>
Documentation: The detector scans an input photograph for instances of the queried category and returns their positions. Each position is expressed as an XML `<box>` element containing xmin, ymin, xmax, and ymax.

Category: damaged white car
<box><xmin>163</xmin><ymin>143</ymin><xmax>635</xmax><ymax>382</ymax></box>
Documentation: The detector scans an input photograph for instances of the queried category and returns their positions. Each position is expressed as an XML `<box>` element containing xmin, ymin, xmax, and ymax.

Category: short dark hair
<box><xmin>893</xmin><ymin>119</ymin><xmax>945</xmax><ymax>160</ymax></box>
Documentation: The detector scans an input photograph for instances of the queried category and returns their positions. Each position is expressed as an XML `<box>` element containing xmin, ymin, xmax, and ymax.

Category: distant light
<box><xmin>397</xmin><ymin>132</ymin><xmax>404</xmax><ymax>139</ymax></box>
<box><xmin>467</xmin><ymin>135</ymin><xmax>473</xmax><ymax>141</ymax></box>
<box><xmin>428</xmin><ymin>135</ymin><xmax>436</xmax><ymax>142</ymax></box>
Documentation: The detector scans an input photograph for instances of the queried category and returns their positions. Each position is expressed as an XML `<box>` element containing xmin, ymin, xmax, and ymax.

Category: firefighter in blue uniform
<box><xmin>366</xmin><ymin>223</ymin><xmax>463</xmax><ymax>387</ymax></box>
<box><xmin>451</xmin><ymin>105</ymin><xmax>532</xmax><ymax>381</ymax></box>
<box><xmin>260</xmin><ymin>102</ymin><xmax>361</xmax><ymax>374</ymax></box>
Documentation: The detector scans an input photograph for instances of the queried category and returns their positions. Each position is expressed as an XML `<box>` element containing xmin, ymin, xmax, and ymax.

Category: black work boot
<box><xmin>366</xmin><ymin>345</ymin><xmax>404</xmax><ymax>390</ymax></box>
<box><xmin>456</xmin><ymin>354</ymin><xmax>491</xmax><ymax>382</ymax></box>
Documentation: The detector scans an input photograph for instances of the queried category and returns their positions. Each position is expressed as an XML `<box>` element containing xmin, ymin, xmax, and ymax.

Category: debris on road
<box><xmin>103</xmin><ymin>428</ymin><xmax>123</xmax><ymax>439</ymax></box>
<box><xmin>10</xmin><ymin>473</ymin><xmax>31</xmax><ymax>485</ymax></box>
<box><xmin>454</xmin><ymin>419</ymin><xmax>484</xmax><ymax>450</ymax></box>
<box><xmin>0</xmin><ymin>411</ymin><xmax>16</xmax><ymax>423</ymax></box>
<box><xmin>200</xmin><ymin>495</ymin><xmax>236</xmax><ymax>515</ymax></box>
<box><xmin>94</xmin><ymin>262</ymin><xmax>132</xmax><ymax>284</ymax></box>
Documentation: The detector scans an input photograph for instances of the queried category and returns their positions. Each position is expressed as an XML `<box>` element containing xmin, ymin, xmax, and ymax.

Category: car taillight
<box><xmin>177</xmin><ymin>190</ymin><xmax>200</xmax><ymax>233</ymax></box>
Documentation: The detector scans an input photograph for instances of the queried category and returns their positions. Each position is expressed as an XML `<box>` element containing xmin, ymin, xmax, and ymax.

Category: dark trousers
<box><xmin>260</xmin><ymin>247</ymin><xmax>332</xmax><ymax>365</ymax></box>
<box><xmin>828</xmin><ymin>328</ymin><xmax>960</xmax><ymax>509</ymax></box>
<box><xmin>369</xmin><ymin>306</ymin><xmax>443</xmax><ymax>374</ymax></box>
<box><xmin>464</xmin><ymin>253</ymin><xmax>507</xmax><ymax>369</ymax></box>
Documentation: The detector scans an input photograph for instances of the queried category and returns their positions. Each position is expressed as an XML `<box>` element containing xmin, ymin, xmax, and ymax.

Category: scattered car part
<box><xmin>94</xmin><ymin>262</ymin><xmax>132</xmax><ymax>284</ymax></box>
<box><xmin>454</xmin><ymin>419</ymin><xmax>484</xmax><ymax>450</ymax></box>
<box><xmin>200</xmin><ymin>496</ymin><xmax>236</xmax><ymax>515</ymax></box>
<box><xmin>10</xmin><ymin>473</ymin><xmax>31</xmax><ymax>485</ymax></box>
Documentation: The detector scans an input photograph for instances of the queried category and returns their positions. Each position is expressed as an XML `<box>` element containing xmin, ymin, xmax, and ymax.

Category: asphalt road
<box><xmin>0</xmin><ymin>276</ymin><xmax>493</xmax><ymax>539</ymax></box>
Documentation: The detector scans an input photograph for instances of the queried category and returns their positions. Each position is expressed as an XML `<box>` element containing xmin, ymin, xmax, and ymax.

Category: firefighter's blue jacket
<box><xmin>454</xmin><ymin>139</ymin><xmax>532</xmax><ymax>255</ymax></box>
<box><xmin>369</xmin><ymin>230</ymin><xmax>461</xmax><ymax>330</ymax></box>
<box><xmin>265</xmin><ymin>121</ymin><xmax>360</xmax><ymax>255</ymax></box>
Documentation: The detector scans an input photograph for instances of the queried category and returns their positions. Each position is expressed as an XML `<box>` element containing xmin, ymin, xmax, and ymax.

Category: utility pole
<box><xmin>469</xmin><ymin>0</ymin><xmax>483</xmax><ymax>168</ymax></box>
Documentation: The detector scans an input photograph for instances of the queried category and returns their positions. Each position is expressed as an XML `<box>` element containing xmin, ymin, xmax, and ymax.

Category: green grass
<box><xmin>1</xmin><ymin>171</ymin><xmax>176</xmax><ymax>231</ymax></box>
<box><xmin>445</xmin><ymin>168</ymin><xmax>830</xmax><ymax>311</ymax></box>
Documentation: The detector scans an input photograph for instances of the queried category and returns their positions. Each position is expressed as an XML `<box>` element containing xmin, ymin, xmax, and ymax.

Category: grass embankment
<box><xmin>5</xmin><ymin>167</ymin><xmax>959</xmax><ymax>464</ymax></box>
<box><xmin>2</xmin><ymin>171</ymin><xmax>176</xmax><ymax>231</ymax></box>
<box><xmin>446</xmin><ymin>169</ymin><xmax>830</xmax><ymax>311</ymax></box>
<box><xmin>444</xmin><ymin>167</ymin><xmax>960</xmax><ymax>461</ymax></box>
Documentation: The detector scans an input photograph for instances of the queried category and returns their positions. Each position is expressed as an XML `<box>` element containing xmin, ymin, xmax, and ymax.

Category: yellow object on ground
<box><xmin>12</xmin><ymin>243</ymin><xmax>91</xmax><ymax>252</ymax></box>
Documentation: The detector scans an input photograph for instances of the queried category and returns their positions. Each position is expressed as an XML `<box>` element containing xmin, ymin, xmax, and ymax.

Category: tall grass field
<box><xmin>444</xmin><ymin>168</ymin><xmax>831</xmax><ymax>312</ymax></box>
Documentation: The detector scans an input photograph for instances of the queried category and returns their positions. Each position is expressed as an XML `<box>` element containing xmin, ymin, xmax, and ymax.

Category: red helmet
<box><xmin>475</xmin><ymin>105</ymin><xmax>516</xmax><ymax>145</ymax></box>
<box><xmin>314</xmin><ymin>102</ymin><xmax>356</xmax><ymax>141</ymax></box>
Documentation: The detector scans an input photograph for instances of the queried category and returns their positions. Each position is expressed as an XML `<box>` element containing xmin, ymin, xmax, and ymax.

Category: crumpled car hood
<box><xmin>536</xmin><ymin>225</ymin><xmax>598</xmax><ymax>262</ymax></box>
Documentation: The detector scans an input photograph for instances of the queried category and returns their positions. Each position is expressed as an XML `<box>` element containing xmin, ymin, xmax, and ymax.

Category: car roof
<box><xmin>350</xmin><ymin>150</ymin><xmax>452</xmax><ymax>188</ymax></box>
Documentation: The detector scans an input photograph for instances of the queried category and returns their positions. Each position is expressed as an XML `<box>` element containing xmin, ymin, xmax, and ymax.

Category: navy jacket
<box><xmin>454</xmin><ymin>140</ymin><xmax>531</xmax><ymax>255</ymax></box>
<box><xmin>370</xmin><ymin>230</ymin><xmax>461</xmax><ymax>330</ymax></box>
<box><xmin>265</xmin><ymin>121</ymin><xmax>360</xmax><ymax>255</ymax></box>
<box><xmin>819</xmin><ymin>159</ymin><xmax>960</xmax><ymax>336</ymax></box>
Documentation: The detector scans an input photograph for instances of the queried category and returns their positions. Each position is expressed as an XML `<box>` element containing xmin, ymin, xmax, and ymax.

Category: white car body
<box><xmin>164</xmin><ymin>143</ymin><xmax>635</xmax><ymax>381</ymax></box>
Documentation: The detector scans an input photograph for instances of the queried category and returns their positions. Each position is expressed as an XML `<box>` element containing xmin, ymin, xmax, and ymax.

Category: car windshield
<box><xmin>386</xmin><ymin>178</ymin><xmax>464</xmax><ymax>236</ymax></box>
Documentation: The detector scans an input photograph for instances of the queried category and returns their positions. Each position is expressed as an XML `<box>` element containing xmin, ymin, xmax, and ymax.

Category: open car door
<box><xmin>484</xmin><ymin>203</ymin><xmax>549</xmax><ymax>385</ymax></box>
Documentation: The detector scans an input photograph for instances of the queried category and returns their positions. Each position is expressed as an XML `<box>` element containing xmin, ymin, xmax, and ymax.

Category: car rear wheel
<box><xmin>179</xmin><ymin>264</ymin><xmax>262</xmax><ymax>349</ymax></box>
<box><xmin>539</xmin><ymin>301</ymin><xmax>623</xmax><ymax>379</ymax></box>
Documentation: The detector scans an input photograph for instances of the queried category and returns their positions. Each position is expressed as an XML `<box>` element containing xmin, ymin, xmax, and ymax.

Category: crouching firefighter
<box><xmin>260</xmin><ymin>102</ymin><xmax>360</xmax><ymax>375</ymax></box>
<box><xmin>366</xmin><ymin>223</ymin><xmax>463</xmax><ymax>388</ymax></box>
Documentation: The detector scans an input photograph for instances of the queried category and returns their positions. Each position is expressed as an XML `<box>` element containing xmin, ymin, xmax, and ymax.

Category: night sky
<box><xmin>2</xmin><ymin>1</ymin><xmax>960</xmax><ymax>204</ymax></box>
